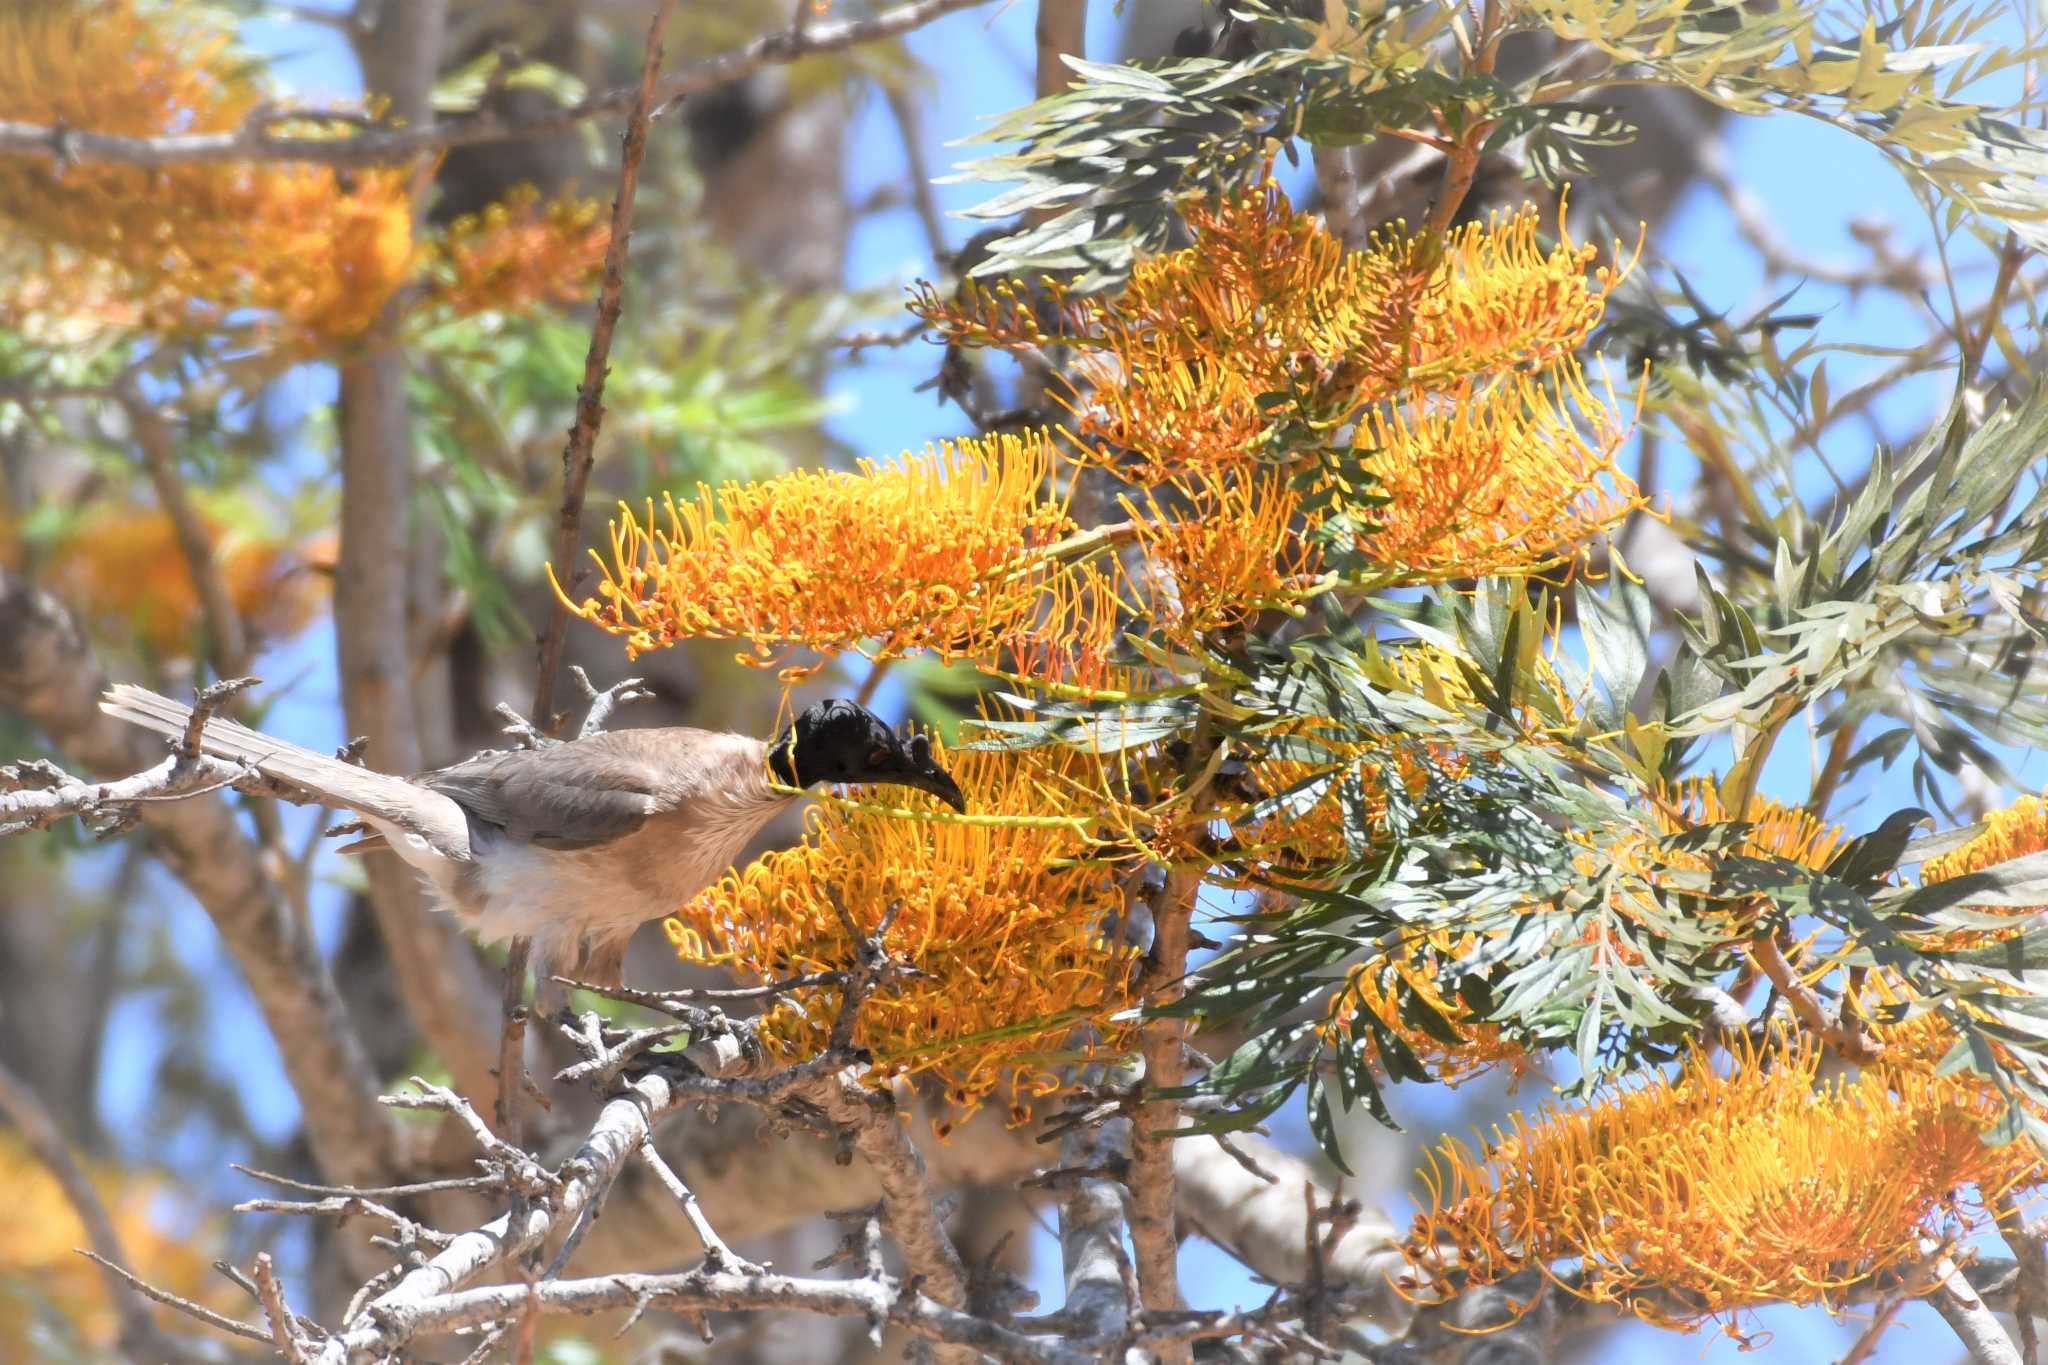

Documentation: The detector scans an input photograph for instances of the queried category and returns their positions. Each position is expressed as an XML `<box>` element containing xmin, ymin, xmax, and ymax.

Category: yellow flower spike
<box><xmin>0</xmin><ymin>1</ymin><xmax>417</xmax><ymax>347</ymax></box>
<box><xmin>670</xmin><ymin>739</ymin><xmax>1142</xmax><ymax>1125</ymax></box>
<box><xmin>1351</xmin><ymin>370</ymin><xmax>1644</xmax><ymax>580</ymax></box>
<box><xmin>1129</xmin><ymin>474</ymin><xmax>1317</xmax><ymax>645</ymax></box>
<box><xmin>429</xmin><ymin>186</ymin><xmax>609</xmax><ymax>318</ymax></box>
<box><xmin>560</xmin><ymin>431</ymin><xmax>1085</xmax><ymax>677</ymax></box>
<box><xmin>1660</xmin><ymin>777</ymin><xmax>1847</xmax><ymax>873</ymax></box>
<box><xmin>1407</xmin><ymin>1031</ymin><xmax>2047</xmax><ymax>1327</ymax></box>
<box><xmin>1913</xmin><ymin>792</ymin><xmax>2048</xmax><ymax>950</ymax></box>
<box><xmin>916</xmin><ymin>179</ymin><xmax>1642</xmax><ymax>525</ymax></box>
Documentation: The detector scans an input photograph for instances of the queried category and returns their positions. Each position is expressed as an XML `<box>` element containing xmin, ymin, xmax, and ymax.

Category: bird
<box><xmin>99</xmin><ymin>685</ymin><xmax>966</xmax><ymax>1006</ymax></box>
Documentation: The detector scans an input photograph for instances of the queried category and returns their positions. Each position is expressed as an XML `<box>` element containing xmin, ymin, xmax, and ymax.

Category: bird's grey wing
<box><xmin>423</xmin><ymin>745</ymin><xmax>662</xmax><ymax>851</ymax></box>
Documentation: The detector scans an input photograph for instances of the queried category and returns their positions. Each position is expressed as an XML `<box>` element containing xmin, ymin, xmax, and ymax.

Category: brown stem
<box><xmin>1418</xmin><ymin>4</ymin><xmax>1500</xmax><ymax>246</ymax></box>
<box><xmin>1126</xmin><ymin>736</ymin><xmax>1215</xmax><ymax>1363</ymax></box>
<box><xmin>1746</xmin><ymin>933</ymin><xmax>1883</xmax><ymax>1063</ymax></box>
<box><xmin>1806</xmin><ymin>712</ymin><xmax>1862</xmax><ymax>816</ymax></box>
<box><xmin>530</xmin><ymin>0</ymin><xmax>678</xmax><ymax>729</ymax></box>
<box><xmin>338</xmin><ymin>0</ymin><xmax>501</xmax><ymax>1111</ymax></box>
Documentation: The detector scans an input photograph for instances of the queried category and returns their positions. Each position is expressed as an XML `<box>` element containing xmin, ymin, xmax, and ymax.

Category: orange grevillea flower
<box><xmin>428</xmin><ymin>186</ymin><xmax>608</xmax><ymax>318</ymax></box>
<box><xmin>1325</xmin><ymin>929</ymin><xmax>1527</xmax><ymax>1085</ymax></box>
<box><xmin>558</xmin><ymin>432</ymin><xmax>1096</xmax><ymax>680</ymax></box>
<box><xmin>31</xmin><ymin>502</ymin><xmax>328</xmax><ymax>657</ymax></box>
<box><xmin>1351</xmin><ymin>369</ymin><xmax>1643</xmax><ymax>578</ymax></box>
<box><xmin>1408</xmin><ymin>1033</ymin><xmax>2047</xmax><ymax>1325</ymax></box>
<box><xmin>1924</xmin><ymin>794</ymin><xmax>2048</xmax><ymax>885</ymax></box>
<box><xmin>1661</xmin><ymin>777</ymin><xmax>1847</xmax><ymax>870</ymax></box>
<box><xmin>1912</xmin><ymin>792</ymin><xmax>2048</xmax><ymax>950</ymax></box>
<box><xmin>0</xmin><ymin>2</ymin><xmax>416</xmax><ymax>346</ymax></box>
<box><xmin>1127</xmin><ymin>474</ymin><xmax>1315</xmax><ymax>645</ymax></box>
<box><xmin>916</xmin><ymin>181</ymin><xmax>1638</xmax><ymax>523</ymax></box>
<box><xmin>0</xmin><ymin>1132</ymin><xmax>224</xmax><ymax>1355</ymax></box>
<box><xmin>669</xmin><ymin>741</ymin><xmax>1139</xmax><ymax>1126</ymax></box>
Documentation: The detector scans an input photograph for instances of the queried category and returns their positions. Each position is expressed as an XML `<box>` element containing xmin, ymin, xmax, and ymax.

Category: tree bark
<box><xmin>337</xmin><ymin>0</ymin><xmax>500</xmax><ymax>1108</ymax></box>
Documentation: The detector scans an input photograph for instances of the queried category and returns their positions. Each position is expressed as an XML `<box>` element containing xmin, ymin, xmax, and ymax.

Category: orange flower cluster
<box><xmin>559</xmin><ymin>431</ymin><xmax>1112</xmax><ymax>680</ymax></box>
<box><xmin>670</xmin><ymin>741</ymin><xmax>1138</xmax><ymax>1124</ymax></box>
<box><xmin>429</xmin><ymin>186</ymin><xmax>609</xmax><ymax>319</ymax></box>
<box><xmin>1127</xmin><ymin>475</ymin><xmax>1314</xmax><ymax>644</ymax></box>
<box><xmin>17</xmin><ymin>502</ymin><xmax>329</xmax><ymax>657</ymax></box>
<box><xmin>1916</xmin><ymin>790</ymin><xmax>2048</xmax><ymax>949</ymax></box>
<box><xmin>0</xmin><ymin>1132</ymin><xmax>222</xmax><ymax>1354</ymax></box>
<box><xmin>1358</xmin><ymin>369</ymin><xmax>1640</xmax><ymax>578</ymax></box>
<box><xmin>0</xmin><ymin>2</ymin><xmax>416</xmax><ymax>345</ymax></box>
<box><xmin>1408</xmin><ymin>1034</ymin><xmax>2047</xmax><ymax>1325</ymax></box>
<box><xmin>915</xmin><ymin>179</ymin><xmax>1644</xmax><ymax>582</ymax></box>
<box><xmin>1924</xmin><ymin>792</ymin><xmax>2048</xmax><ymax>885</ymax></box>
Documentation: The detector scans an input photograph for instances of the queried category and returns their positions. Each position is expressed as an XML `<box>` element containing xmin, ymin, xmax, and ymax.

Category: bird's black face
<box><xmin>767</xmin><ymin>699</ymin><xmax>967</xmax><ymax>812</ymax></box>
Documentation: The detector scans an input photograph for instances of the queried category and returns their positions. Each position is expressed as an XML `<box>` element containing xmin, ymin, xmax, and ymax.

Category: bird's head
<box><xmin>767</xmin><ymin>699</ymin><xmax>967</xmax><ymax>812</ymax></box>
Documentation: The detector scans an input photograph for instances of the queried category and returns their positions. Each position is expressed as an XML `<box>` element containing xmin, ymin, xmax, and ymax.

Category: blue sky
<box><xmin>134</xmin><ymin>3</ymin><xmax>2047</xmax><ymax>1360</ymax></box>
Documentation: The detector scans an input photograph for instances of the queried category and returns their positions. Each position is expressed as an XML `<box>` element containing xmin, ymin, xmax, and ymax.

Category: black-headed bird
<box><xmin>100</xmin><ymin>686</ymin><xmax>964</xmax><ymax>1004</ymax></box>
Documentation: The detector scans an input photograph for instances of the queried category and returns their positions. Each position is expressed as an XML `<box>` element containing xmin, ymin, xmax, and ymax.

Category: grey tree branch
<box><xmin>318</xmin><ymin>1264</ymin><xmax>1090</xmax><ymax>1365</ymax></box>
<box><xmin>0</xmin><ymin>569</ymin><xmax>395</xmax><ymax>1188</ymax></box>
<box><xmin>1054</xmin><ymin>1120</ymin><xmax>1135</xmax><ymax>1344</ymax></box>
<box><xmin>1927</xmin><ymin>1245</ymin><xmax>2027</xmax><ymax>1365</ymax></box>
<box><xmin>1172</xmin><ymin>1130</ymin><xmax>1411</xmax><ymax>1330</ymax></box>
<box><xmin>0</xmin><ymin>0</ymin><xmax>994</xmax><ymax>170</ymax></box>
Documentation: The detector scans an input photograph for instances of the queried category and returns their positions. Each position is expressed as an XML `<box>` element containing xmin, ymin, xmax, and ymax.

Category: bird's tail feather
<box><xmin>99</xmin><ymin>684</ymin><xmax>424</xmax><ymax>824</ymax></box>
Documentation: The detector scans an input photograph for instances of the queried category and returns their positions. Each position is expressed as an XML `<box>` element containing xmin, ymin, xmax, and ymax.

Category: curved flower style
<box><xmin>1325</xmin><ymin>930</ymin><xmax>1528</xmax><ymax>1085</ymax></box>
<box><xmin>1408</xmin><ymin>1033</ymin><xmax>2047</xmax><ymax>1325</ymax></box>
<box><xmin>668</xmin><ymin>741</ymin><xmax>1139</xmax><ymax>1125</ymax></box>
<box><xmin>559</xmin><ymin>431</ymin><xmax>1094</xmax><ymax>679</ymax></box>
<box><xmin>0</xmin><ymin>1</ymin><xmax>416</xmax><ymax>345</ymax></box>
<box><xmin>1128</xmin><ymin>474</ymin><xmax>1315</xmax><ymax>644</ymax></box>
<box><xmin>1350</xmin><ymin>369</ymin><xmax>1641</xmax><ymax>578</ymax></box>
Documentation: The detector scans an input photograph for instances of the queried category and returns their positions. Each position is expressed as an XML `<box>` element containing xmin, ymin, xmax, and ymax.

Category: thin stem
<box><xmin>530</xmin><ymin>0</ymin><xmax>679</xmax><ymax>728</ymax></box>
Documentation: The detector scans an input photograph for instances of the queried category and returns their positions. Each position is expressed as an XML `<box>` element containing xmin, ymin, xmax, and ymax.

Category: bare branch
<box><xmin>78</xmin><ymin>1252</ymin><xmax>274</xmax><ymax>1349</ymax></box>
<box><xmin>1054</xmin><ymin>1119</ymin><xmax>1135</xmax><ymax>1344</ymax></box>
<box><xmin>310</xmin><ymin>1264</ymin><xmax>1090</xmax><ymax>1365</ymax></box>
<box><xmin>251</xmin><ymin>1253</ymin><xmax>312</xmax><ymax>1364</ymax></box>
<box><xmin>1927</xmin><ymin>1246</ymin><xmax>2027</xmax><ymax>1365</ymax></box>
<box><xmin>530</xmin><ymin>0</ymin><xmax>677</xmax><ymax>730</ymax></box>
<box><xmin>637</xmin><ymin>1133</ymin><xmax>750</xmax><ymax>1270</ymax></box>
<box><xmin>0</xmin><ymin>570</ymin><xmax>396</xmax><ymax>1186</ymax></box>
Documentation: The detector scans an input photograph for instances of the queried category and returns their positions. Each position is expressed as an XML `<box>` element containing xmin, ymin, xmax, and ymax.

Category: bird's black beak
<box><xmin>886</xmin><ymin>733</ymin><xmax>968</xmax><ymax>813</ymax></box>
